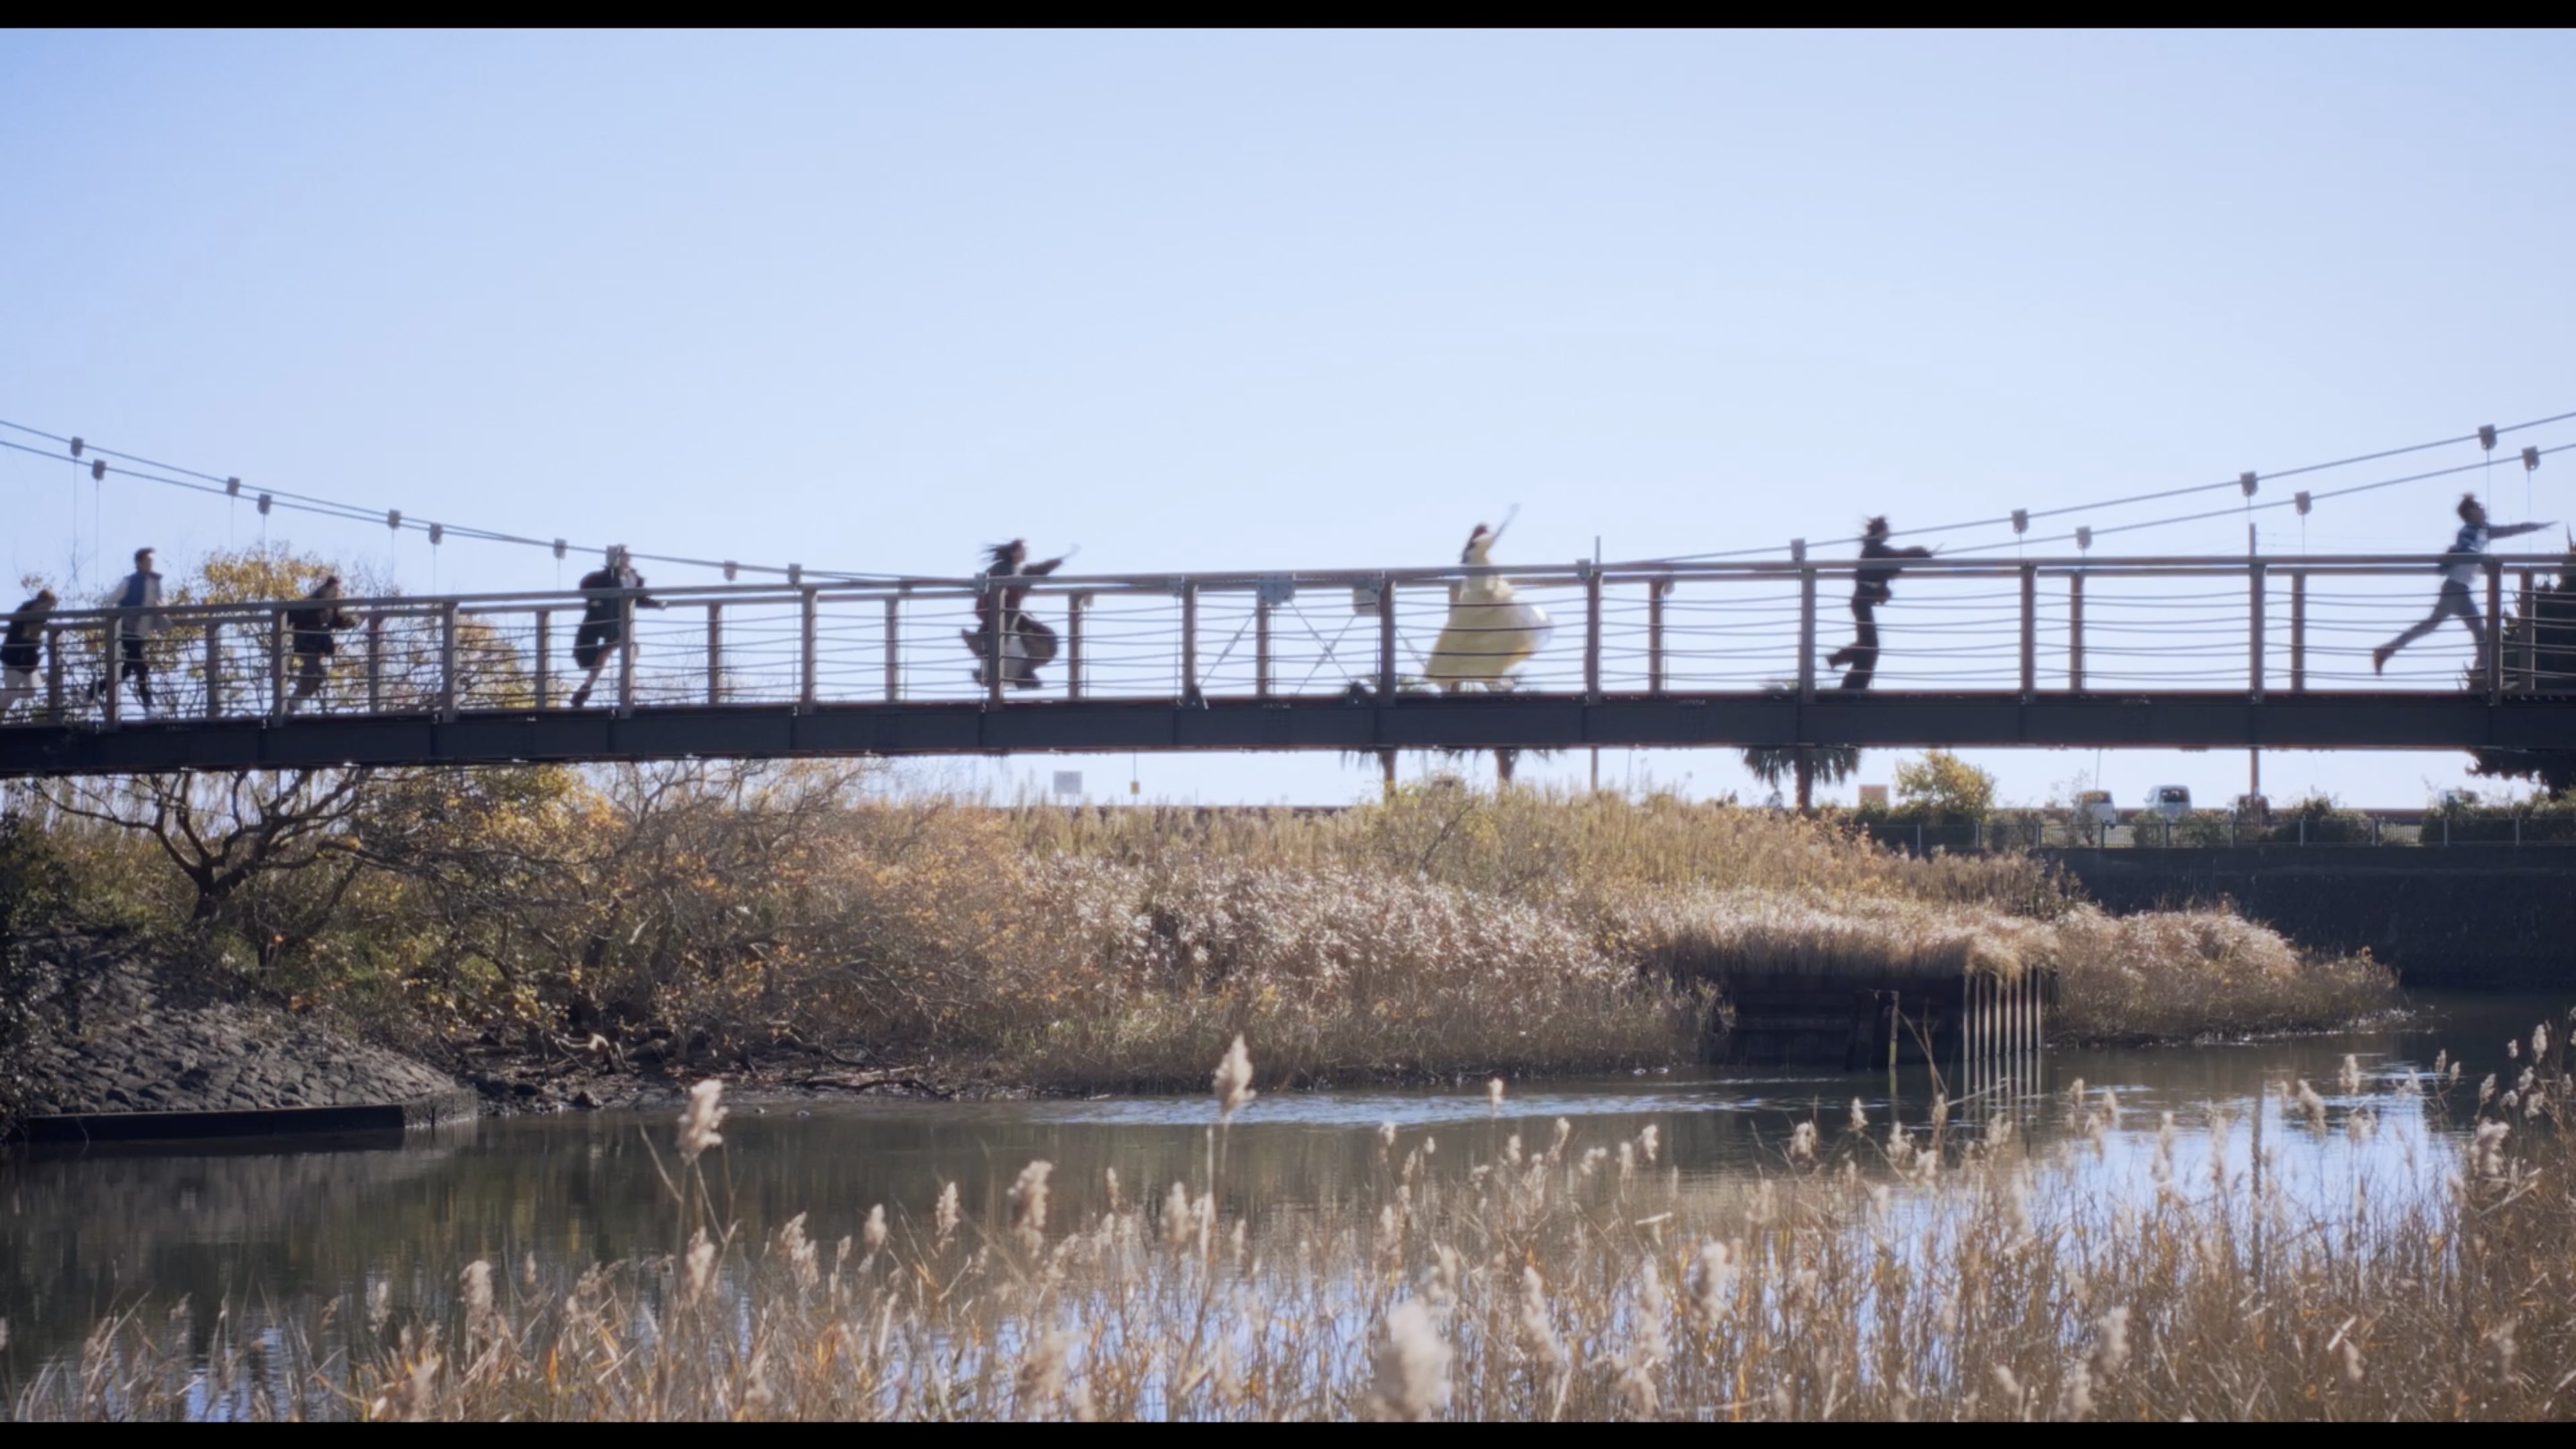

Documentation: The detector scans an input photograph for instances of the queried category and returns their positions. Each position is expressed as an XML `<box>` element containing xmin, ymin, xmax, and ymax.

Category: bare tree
<box><xmin>46</xmin><ymin>768</ymin><xmax>371</xmax><ymax>926</ymax></box>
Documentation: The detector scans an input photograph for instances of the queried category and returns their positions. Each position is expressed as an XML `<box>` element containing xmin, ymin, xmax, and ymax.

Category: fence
<box><xmin>5</xmin><ymin>552</ymin><xmax>2571</xmax><ymax>732</ymax></box>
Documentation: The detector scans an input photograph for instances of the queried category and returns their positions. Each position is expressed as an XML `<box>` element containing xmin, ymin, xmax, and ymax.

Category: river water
<box><xmin>3</xmin><ymin>989</ymin><xmax>2567</xmax><ymax>1381</ymax></box>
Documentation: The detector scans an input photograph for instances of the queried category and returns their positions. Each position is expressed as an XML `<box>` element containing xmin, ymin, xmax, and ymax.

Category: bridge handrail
<box><xmin>10</xmin><ymin>545</ymin><xmax>2574</xmax><ymax>744</ymax></box>
<box><xmin>15</xmin><ymin>551</ymin><xmax>2572</xmax><ymax>627</ymax></box>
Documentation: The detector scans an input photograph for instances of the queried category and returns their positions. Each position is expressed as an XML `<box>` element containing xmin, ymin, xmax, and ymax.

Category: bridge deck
<box><xmin>4</xmin><ymin>690</ymin><xmax>2568</xmax><ymax>777</ymax></box>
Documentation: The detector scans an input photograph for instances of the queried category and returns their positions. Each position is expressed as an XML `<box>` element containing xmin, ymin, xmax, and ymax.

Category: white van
<box><xmin>2075</xmin><ymin>790</ymin><xmax>2117</xmax><ymax>826</ymax></box>
<box><xmin>2147</xmin><ymin>784</ymin><xmax>2192</xmax><ymax>822</ymax></box>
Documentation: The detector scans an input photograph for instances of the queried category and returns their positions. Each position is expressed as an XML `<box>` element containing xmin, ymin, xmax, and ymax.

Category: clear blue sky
<box><xmin>5</xmin><ymin>30</ymin><xmax>2572</xmax><ymax>806</ymax></box>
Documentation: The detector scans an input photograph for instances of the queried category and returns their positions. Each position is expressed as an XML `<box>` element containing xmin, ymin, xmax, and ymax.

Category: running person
<box><xmin>87</xmin><ymin>547</ymin><xmax>165</xmax><ymax>714</ymax></box>
<box><xmin>2</xmin><ymin>588</ymin><xmax>56</xmax><ymax>717</ymax></box>
<box><xmin>284</xmin><ymin>575</ymin><xmax>356</xmax><ymax>713</ymax></box>
<box><xmin>567</xmin><ymin>546</ymin><xmax>663</xmax><ymax>708</ymax></box>
<box><xmin>962</xmin><ymin>539</ymin><xmax>1069</xmax><ymax>689</ymax></box>
<box><xmin>2374</xmin><ymin>495</ymin><xmax>2553</xmax><ymax>676</ymax></box>
<box><xmin>1825</xmin><ymin>517</ymin><xmax>1932</xmax><ymax>691</ymax></box>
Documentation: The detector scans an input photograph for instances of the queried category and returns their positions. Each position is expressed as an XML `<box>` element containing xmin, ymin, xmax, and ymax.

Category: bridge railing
<box><xmin>6</xmin><ymin>553</ymin><xmax>2570</xmax><ymax>728</ymax></box>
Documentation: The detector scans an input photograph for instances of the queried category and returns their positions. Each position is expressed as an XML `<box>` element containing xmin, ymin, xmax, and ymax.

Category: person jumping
<box><xmin>2374</xmin><ymin>494</ymin><xmax>2553</xmax><ymax>676</ymax></box>
<box><xmin>1825</xmin><ymin>517</ymin><xmax>1931</xmax><ymax>691</ymax></box>
<box><xmin>962</xmin><ymin>539</ymin><xmax>1070</xmax><ymax>689</ymax></box>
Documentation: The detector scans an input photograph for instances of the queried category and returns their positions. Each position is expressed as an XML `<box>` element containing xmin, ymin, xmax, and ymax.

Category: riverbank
<box><xmin>3</xmin><ymin>781</ymin><xmax>2400</xmax><ymax>1120</ymax></box>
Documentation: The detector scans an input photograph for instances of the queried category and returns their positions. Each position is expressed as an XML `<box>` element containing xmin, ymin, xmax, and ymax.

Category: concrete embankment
<box><xmin>9</xmin><ymin>947</ymin><xmax>475</xmax><ymax>1143</ymax></box>
<box><xmin>2046</xmin><ymin>846</ymin><xmax>2576</xmax><ymax>989</ymax></box>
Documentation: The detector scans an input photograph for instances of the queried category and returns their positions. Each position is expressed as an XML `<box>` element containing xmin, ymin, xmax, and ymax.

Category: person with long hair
<box><xmin>963</xmin><ymin>539</ymin><xmax>1070</xmax><ymax>689</ymax></box>
<box><xmin>1423</xmin><ymin>521</ymin><xmax>1552</xmax><ymax>691</ymax></box>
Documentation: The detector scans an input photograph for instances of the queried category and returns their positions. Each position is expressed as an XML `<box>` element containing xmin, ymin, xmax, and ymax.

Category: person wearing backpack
<box><xmin>284</xmin><ymin>574</ymin><xmax>357</xmax><ymax>713</ymax></box>
<box><xmin>1</xmin><ymin>587</ymin><xmax>56</xmax><ymax>717</ymax></box>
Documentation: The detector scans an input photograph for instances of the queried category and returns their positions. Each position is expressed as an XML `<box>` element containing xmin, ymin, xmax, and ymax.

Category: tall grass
<box><xmin>14</xmin><ymin>779</ymin><xmax>2393</xmax><ymax>1088</ymax></box>
<box><xmin>15</xmin><ymin>1025</ymin><xmax>2571</xmax><ymax>1421</ymax></box>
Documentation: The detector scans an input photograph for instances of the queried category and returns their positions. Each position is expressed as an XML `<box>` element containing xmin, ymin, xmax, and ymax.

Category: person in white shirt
<box><xmin>2375</xmin><ymin>495</ymin><xmax>2552</xmax><ymax>675</ymax></box>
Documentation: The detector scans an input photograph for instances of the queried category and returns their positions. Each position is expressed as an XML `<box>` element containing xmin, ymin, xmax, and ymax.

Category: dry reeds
<box><xmin>16</xmin><ymin>775</ymin><xmax>2390</xmax><ymax>1089</ymax></box>
<box><xmin>17</xmin><ymin>1021</ymin><xmax>2573</xmax><ymax>1421</ymax></box>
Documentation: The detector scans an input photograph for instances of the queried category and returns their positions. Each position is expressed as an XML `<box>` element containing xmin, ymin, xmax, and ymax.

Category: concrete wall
<box><xmin>2046</xmin><ymin>847</ymin><xmax>2576</xmax><ymax>989</ymax></box>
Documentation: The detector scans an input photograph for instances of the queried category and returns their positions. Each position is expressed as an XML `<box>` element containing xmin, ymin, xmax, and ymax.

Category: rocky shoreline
<box><xmin>6</xmin><ymin>942</ymin><xmax>1004</xmax><ymax>1134</ymax></box>
<box><xmin>15</xmin><ymin>950</ymin><xmax>471</xmax><ymax>1124</ymax></box>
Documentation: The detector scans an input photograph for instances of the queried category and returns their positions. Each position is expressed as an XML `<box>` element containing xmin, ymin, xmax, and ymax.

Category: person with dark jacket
<box><xmin>1826</xmin><ymin>517</ymin><xmax>1932</xmax><ymax>691</ymax></box>
<box><xmin>86</xmin><ymin>547</ymin><xmax>165</xmax><ymax>713</ymax></box>
<box><xmin>284</xmin><ymin>575</ymin><xmax>356</xmax><ymax>713</ymax></box>
<box><xmin>568</xmin><ymin>546</ymin><xmax>662</xmax><ymax>708</ymax></box>
<box><xmin>2</xmin><ymin>588</ymin><xmax>56</xmax><ymax>717</ymax></box>
<box><xmin>962</xmin><ymin>539</ymin><xmax>1069</xmax><ymax>689</ymax></box>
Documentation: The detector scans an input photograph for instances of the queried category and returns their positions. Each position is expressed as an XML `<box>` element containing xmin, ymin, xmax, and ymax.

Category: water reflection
<box><xmin>3</xmin><ymin>990</ymin><xmax>2563</xmax><ymax>1377</ymax></box>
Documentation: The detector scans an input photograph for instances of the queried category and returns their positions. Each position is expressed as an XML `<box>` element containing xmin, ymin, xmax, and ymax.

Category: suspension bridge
<box><xmin>5</xmin><ymin>549</ymin><xmax>2574</xmax><ymax>779</ymax></box>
